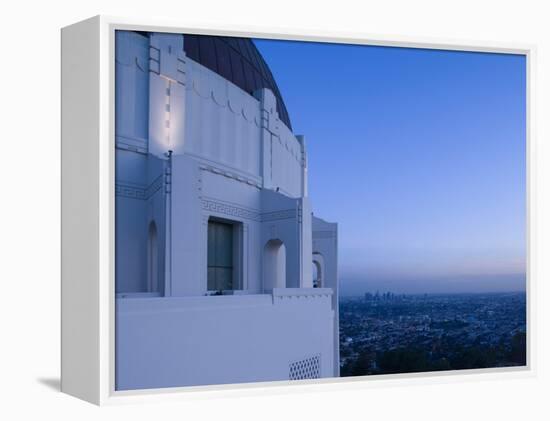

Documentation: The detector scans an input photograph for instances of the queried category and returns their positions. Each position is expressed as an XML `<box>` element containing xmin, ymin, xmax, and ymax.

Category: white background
<box><xmin>1</xmin><ymin>0</ymin><xmax>548</xmax><ymax>419</ymax></box>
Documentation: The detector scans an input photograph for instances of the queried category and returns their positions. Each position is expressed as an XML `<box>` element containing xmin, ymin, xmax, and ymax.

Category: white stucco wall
<box><xmin>115</xmin><ymin>31</ymin><xmax>149</xmax><ymax>153</ymax></box>
<box><xmin>116</xmin><ymin>289</ymin><xmax>335</xmax><ymax>390</ymax></box>
<box><xmin>184</xmin><ymin>59</ymin><xmax>262</xmax><ymax>179</ymax></box>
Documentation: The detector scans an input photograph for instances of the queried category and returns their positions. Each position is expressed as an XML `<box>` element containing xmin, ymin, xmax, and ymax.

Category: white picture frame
<box><xmin>61</xmin><ymin>15</ymin><xmax>535</xmax><ymax>405</ymax></box>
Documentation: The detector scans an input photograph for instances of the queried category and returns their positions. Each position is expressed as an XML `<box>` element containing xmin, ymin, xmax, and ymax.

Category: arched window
<box><xmin>312</xmin><ymin>253</ymin><xmax>324</xmax><ymax>288</ymax></box>
<box><xmin>148</xmin><ymin>221</ymin><xmax>159</xmax><ymax>293</ymax></box>
<box><xmin>263</xmin><ymin>239</ymin><xmax>286</xmax><ymax>291</ymax></box>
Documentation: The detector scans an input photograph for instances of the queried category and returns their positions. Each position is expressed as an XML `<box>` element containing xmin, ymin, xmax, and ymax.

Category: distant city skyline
<box><xmin>255</xmin><ymin>40</ymin><xmax>526</xmax><ymax>294</ymax></box>
<box><xmin>338</xmin><ymin>273</ymin><xmax>526</xmax><ymax>296</ymax></box>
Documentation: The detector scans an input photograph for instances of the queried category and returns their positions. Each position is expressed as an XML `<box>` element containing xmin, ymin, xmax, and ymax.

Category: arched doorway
<box><xmin>148</xmin><ymin>221</ymin><xmax>159</xmax><ymax>293</ymax></box>
<box><xmin>312</xmin><ymin>253</ymin><xmax>324</xmax><ymax>288</ymax></box>
<box><xmin>263</xmin><ymin>239</ymin><xmax>286</xmax><ymax>291</ymax></box>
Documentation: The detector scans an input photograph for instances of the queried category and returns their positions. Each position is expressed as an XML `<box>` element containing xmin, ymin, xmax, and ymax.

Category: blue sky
<box><xmin>254</xmin><ymin>39</ymin><xmax>526</xmax><ymax>295</ymax></box>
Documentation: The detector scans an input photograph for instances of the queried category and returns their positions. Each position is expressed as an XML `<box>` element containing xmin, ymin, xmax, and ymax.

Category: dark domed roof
<box><xmin>183</xmin><ymin>35</ymin><xmax>292</xmax><ymax>130</ymax></box>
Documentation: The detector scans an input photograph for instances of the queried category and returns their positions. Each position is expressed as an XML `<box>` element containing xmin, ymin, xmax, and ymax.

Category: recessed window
<box><xmin>208</xmin><ymin>219</ymin><xmax>242</xmax><ymax>291</ymax></box>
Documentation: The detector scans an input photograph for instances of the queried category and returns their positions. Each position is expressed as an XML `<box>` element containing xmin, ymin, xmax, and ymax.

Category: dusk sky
<box><xmin>255</xmin><ymin>39</ymin><xmax>526</xmax><ymax>295</ymax></box>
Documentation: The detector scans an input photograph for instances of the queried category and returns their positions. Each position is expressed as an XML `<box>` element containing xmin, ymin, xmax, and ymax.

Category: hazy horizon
<box><xmin>339</xmin><ymin>274</ymin><xmax>526</xmax><ymax>296</ymax></box>
<box><xmin>255</xmin><ymin>40</ymin><xmax>526</xmax><ymax>293</ymax></box>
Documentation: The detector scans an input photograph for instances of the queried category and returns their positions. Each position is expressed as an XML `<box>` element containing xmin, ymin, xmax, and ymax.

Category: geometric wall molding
<box><xmin>115</xmin><ymin>174</ymin><xmax>163</xmax><ymax>200</ymax></box>
<box><xmin>201</xmin><ymin>198</ymin><xmax>297</xmax><ymax>223</ymax></box>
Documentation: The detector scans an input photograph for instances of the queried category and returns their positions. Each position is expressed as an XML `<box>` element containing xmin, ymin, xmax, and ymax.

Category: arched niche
<box><xmin>263</xmin><ymin>239</ymin><xmax>286</xmax><ymax>291</ymax></box>
<box><xmin>312</xmin><ymin>252</ymin><xmax>325</xmax><ymax>288</ymax></box>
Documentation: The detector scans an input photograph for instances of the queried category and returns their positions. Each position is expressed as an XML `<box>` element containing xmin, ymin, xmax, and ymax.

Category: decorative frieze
<box><xmin>116</xmin><ymin>174</ymin><xmax>164</xmax><ymax>200</ymax></box>
<box><xmin>115</xmin><ymin>183</ymin><xmax>147</xmax><ymax>200</ymax></box>
<box><xmin>202</xmin><ymin>199</ymin><xmax>262</xmax><ymax>221</ymax></box>
<box><xmin>201</xmin><ymin>198</ymin><xmax>297</xmax><ymax>223</ymax></box>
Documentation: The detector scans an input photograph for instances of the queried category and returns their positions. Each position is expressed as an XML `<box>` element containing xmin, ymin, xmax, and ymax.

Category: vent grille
<box><xmin>289</xmin><ymin>355</ymin><xmax>321</xmax><ymax>380</ymax></box>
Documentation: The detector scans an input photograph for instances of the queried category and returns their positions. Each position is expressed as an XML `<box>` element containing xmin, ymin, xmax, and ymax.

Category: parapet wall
<box><xmin>116</xmin><ymin>289</ymin><xmax>335</xmax><ymax>390</ymax></box>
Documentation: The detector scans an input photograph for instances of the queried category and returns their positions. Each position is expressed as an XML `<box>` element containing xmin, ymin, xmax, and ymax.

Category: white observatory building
<box><xmin>115</xmin><ymin>31</ymin><xmax>339</xmax><ymax>390</ymax></box>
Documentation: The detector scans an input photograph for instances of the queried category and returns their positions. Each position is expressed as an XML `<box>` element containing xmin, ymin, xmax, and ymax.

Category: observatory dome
<box><xmin>182</xmin><ymin>34</ymin><xmax>292</xmax><ymax>130</ymax></box>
